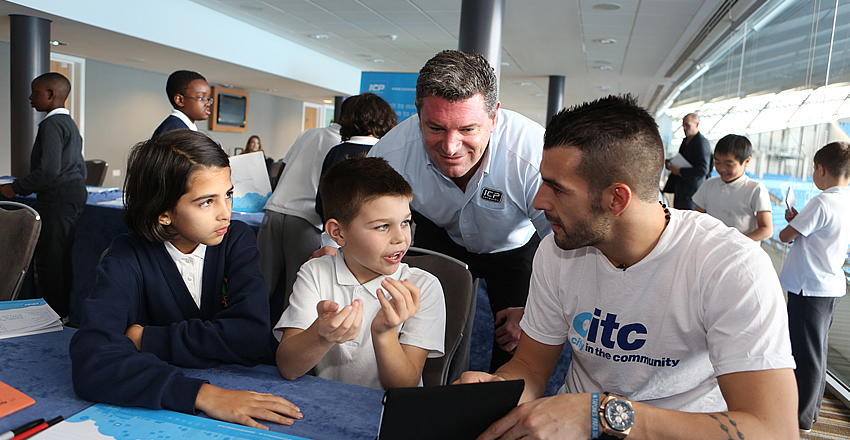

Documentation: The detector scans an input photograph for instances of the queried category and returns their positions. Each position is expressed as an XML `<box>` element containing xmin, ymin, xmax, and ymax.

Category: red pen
<box><xmin>10</xmin><ymin>416</ymin><xmax>63</xmax><ymax>440</ymax></box>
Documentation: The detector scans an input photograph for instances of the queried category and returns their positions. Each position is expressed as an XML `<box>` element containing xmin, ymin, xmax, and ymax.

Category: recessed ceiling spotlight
<box><xmin>597</xmin><ymin>65</ymin><xmax>613</xmax><ymax>71</ymax></box>
<box><xmin>49</xmin><ymin>40</ymin><xmax>67</xmax><ymax>46</ymax></box>
<box><xmin>593</xmin><ymin>3</ymin><xmax>621</xmax><ymax>11</ymax></box>
<box><xmin>267</xmin><ymin>88</ymin><xmax>278</xmax><ymax>92</ymax></box>
<box><xmin>600</xmin><ymin>85</ymin><xmax>613</xmax><ymax>90</ymax></box>
<box><xmin>594</xmin><ymin>38</ymin><xmax>617</xmax><ymax>44</ymax></box>
<box><xmin>535</xmin><ymin>93</ymin><xmax>545</xmax><ymax>97</ymax></box>
<box><xmin>594</xmin><ymin>60</ymin><xmax>612</xmax><ymax>65</ymax></box>
<box><xmin>126</xmin><ymin>58</ymin><xmax>146</xmax><ymax>63</ymax></box>
<box><xmin>323</xmin><ymin>99</ymin><xmax>333</xmax><ymax>104</ymax></box>
<box><xmin>501</xmin><ymin>62</ymin><xmax>510</xmax><ymax>66</ymax></box>
<box><xmin>372</xmin><ymin>58</ymin><xmax>385</xmax><ymax>63</ymax></box>
<box><xmin>240</xmin><ymin>4</ymin><xmax>263</xmax><ymax>11</ymax></box>
<box><xmin>519</xmin><ymin>82</ymin><xmax>532</xmax><ymax>87</ymax></box>
<box><xmin>311</xmin><ymin>34</ymin><xmax>329</xmax><ymax>39</ymax></box>
<box><xmin>388</xmin><ymin>34</ymin><xmax>398</xmax><ymax>41</ymax></box>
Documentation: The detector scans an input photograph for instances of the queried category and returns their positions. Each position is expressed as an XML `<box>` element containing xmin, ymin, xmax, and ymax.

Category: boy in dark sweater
<box><xmin>0</xmin><ymin>72</ymin><xmax>86</xmax><ymax>318</ymax></box>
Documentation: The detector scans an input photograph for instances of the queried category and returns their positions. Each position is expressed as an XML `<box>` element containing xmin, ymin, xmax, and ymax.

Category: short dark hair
<box><xmin>33</xmin><ymin>72</ymin><xmax>71</xmax><ymax>98</ymax></box>
<box><xmin>714</xmin><ymin>134</ymin><xmax>752</xmax><ymax>164</ymax></box>
<box><xmin>814</xmin><ymin>141</ymin><xmax>850</xmax><ymax>180</ymax></box>
<box><xmin>125</xmin><ymin>130</ymin><xmax>229</xmax><ymax>241</ymax></box>
<box><xmin>415</xmin><ymin>50</ymin><xmax>498</xmax><ymax>118</ymax></box>
<box><xmin>166</xmin><ymin>70</ymin><xmax>207</xmax><ymax>107</ymax></box>
<box><xmin>544</xmin><ymin>94</ymin><xmax>664</xmax><ymax>202</ymax></box>
<box><xmin>319</xmin><ymin>156</ymin><xmax>412</xmax><ymax>226</ymax></box>
<box><xmin>340</xmin><ymin>93</ymin><xmax>398</xmax><ymax>141</ymax></box>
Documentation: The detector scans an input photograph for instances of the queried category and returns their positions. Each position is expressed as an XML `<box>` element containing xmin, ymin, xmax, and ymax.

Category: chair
<box><xmin>402</xmin><ymin>246</ymin><xmax>476</xmax><ymax>386</ymax></box>
<box><xmin>269</xmin><ymin>159</ymin><xmax>285</xmax><ymax>190</ymax></box>
<box><xmin>85</xmin><ymin>160</ymin><xmax>108</xmax><ymax>186</ymax></box>
<box><xmin>0</xmin><ymin>201</ymin><xmax>42</xmax><ymax>301</ymax></box>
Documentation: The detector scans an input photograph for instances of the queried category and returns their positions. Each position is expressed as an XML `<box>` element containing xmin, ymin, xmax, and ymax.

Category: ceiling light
<box><xmin>126</xmin><ymin>58</ymin><xmax>146</xmax><ymax>63</ymax></box>
<box><xmin>372</xmin><ymin>58</ymin><xmax>385</xmax><ymax>63</ymax></box>
<box><xmin>49</xmin><ymin>40</ymin><xmax>67</xmax><ymax>46</ymax></box>
<box><xmin>597</xmin><ymin>66</ymin><xmax>613</xmax><ymax>71</ymax></box>
<box><xmin>240</xmin><ymin>4</ymin><xmax>263</xmax><ymax>11</ymax></box>
<box><xmin>593</xmin><ymin>3</ymin><xmax>621</xmax><ymax>11</ymax></box>
<box><xmin>501</xmin><ymin>62</ymin><xmax>510</xmax><ymax>66</ymax></box>
<box><xmin>323</xmin><ymin>99</ymin><xmax>333</xmax><ymax>104</ymax></box>
<box><xmin>594</xmin><ymin>39</ymin><xmax>617</xmax><ymax>44</ymax></box>
<box><xmin>594</xmin><ymin>60</ymin><xmax>612</xmax><ymax>65</ymax></box>
<box><xmin>535</xmin><ymin>93</ymin><xmax>545</xmax><ymax>97</ymax></box>
<box><xmin>519</xmin><ymin>82</ymin><xmax>532</xmax><ymax>87</ymax></box>
<box><xmin>388</xmin><ymin>34</ymin><xmax>398</xmax><ymax>41</ymax></box>
<box><xmin>311</xmin><ymin>34</ymin><xmax>329</xmax><ymax>39</ymax></box>
<box><xmin>267</xmin><ymin>89</ymin><xmax>277</xmax><ymax>92</ymax></box>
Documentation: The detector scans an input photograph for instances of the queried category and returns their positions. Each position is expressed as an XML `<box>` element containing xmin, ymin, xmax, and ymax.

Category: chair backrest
<box><xmin>85</xmin><ymin>159</ymin><xmax>108</xmax><ymax>186</ymax></box>
<box><xmin>0</xmin><ymin>202</ymin><xmax>42</xmax><ymax>301</ymax></box>
<box><xmin>269</xmin><ymin>160</ymin><xmax>285</xmax><ymax>190</ymax></box>
<box><xmin>402</xmin><ymin>247</ymin><xmax>474</xmax><ymax>386</ymax></box>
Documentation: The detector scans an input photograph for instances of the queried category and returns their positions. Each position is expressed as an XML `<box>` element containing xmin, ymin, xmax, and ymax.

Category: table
<box><xmin>0</xmin><ymin>328</ymin><xmax>384</xmax><ymax>440</ymax></box>
<box><xmin>5</xmin><ymin>182</ymin><xmax>264</xmax><ymax>325</ymax></box>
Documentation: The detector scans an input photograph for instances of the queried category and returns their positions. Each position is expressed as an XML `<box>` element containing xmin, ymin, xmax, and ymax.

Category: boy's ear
<box><xmin>173</xmin><ymin>94</ymin><xmax>185</xmax><ymax>108</ymax></box>
<box><xmin>325</xmin><ymin>219</ymin><xmax>345</xmax><ymax>247</ymax></box>
<box><xmin>742</xmin><ymin>157</ymin><xmax>751</xmax><ymax>167</ymax></box>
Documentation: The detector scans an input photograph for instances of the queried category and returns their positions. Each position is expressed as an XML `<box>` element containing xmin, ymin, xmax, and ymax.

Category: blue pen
<box><xmin>0</xmin><ymin>419</ymin><xmax>44</xmax><ymax>440</ymax></box>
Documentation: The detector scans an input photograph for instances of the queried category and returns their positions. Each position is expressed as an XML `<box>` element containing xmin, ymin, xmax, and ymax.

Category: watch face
<box><xmin>605</xmin><ymin>398</ymin><xmax>635</xmax><ymax>431</ymax></box>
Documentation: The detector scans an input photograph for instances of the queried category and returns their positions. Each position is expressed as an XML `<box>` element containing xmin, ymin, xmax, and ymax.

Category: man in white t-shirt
<box><xmin>459</xmin><ymin>95</ymin><xmax>797</xmax><ymax>440</ymax></box>
<box><xmin>693</xmin><ymin>134</ymin><xmax>773</xmax><ymax>241</ymax></box>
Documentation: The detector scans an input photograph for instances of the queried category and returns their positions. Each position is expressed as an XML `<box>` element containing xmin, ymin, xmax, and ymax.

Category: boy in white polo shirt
<box><xmin>779</xmin><ymin>141</ymin><xmax>850</xmax><ymax>432</ymax></box>
<box><xmin>274</xmin><ymin>156</ymin><xmax>446</xmax><ymax>390</ymax></box>
<box><xmin>693</xmin><ymin>134</ymin><xmax>774</xmax><ymax>241</ymax></box>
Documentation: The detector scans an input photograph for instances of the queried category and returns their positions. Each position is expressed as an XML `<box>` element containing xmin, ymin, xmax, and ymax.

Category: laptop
<box><xmin>377</xmin><ymin>379</ymin><xmax>524</xmax><ymax>440</ymax></box>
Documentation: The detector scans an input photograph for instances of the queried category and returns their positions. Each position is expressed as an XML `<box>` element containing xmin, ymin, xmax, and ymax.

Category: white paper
<box><xmin>0</xmin><ymin>178</ymin><xmax>13</xmax><ymax>185</ymax></box>
<box><xmin>228</xmin><ymin>152</ymin><xmax>272</xmax><ymax>213</ymax></box>
<box><xmin>668</xmin><ymin>153</ymin><xmax>692</xmax><ymax>169</ymax></box>
<box><xmin>0</xmin><ymin>299</ymin><xmax>63</xmax><ymax>340</ymax></box>
<box><xmin>785</xmin><ymin>187</ymin><xmax>796</xmax><ymax>210</ymax></box>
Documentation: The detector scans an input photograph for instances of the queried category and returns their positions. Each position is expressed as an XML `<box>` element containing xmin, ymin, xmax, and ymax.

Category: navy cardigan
<box><xmin>70</xmin><ymin>220</ymin><xmax>270</xmax><ymax>414</ymax></box>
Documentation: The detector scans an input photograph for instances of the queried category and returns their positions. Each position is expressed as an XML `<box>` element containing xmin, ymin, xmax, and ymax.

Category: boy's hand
<box><xmin>195</xmin><ymin>383</ymin><xmax>302</xmax><ymax>430</ymax></box>
<box><xmin>0</xmin><ymin>184</ymin><xmax>16</xmax><ymax>198</ymax></box>
<box><xmin>316</xmin><ymin>299</ymin><xmax>363</xmax><ymax>344</ymax></box>
<box><xmin>785</xmin><ymin>207</ymin><xmax>798</xmax><ymax>222</ymax></box>
<box><xmin>124</xmin><ymin>324</ymin><xmax>144</xmax><ymax>351</ymax></box>
<box><xmin>371</xmin><ymin>278</ymin><xmax>421</xmax><ymax>335</ymax></box>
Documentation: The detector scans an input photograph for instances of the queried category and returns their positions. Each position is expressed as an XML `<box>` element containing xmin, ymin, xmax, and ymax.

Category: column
<box><xmin>546</xmin><ymin>75</ymin><xmax>565</xmax><ymax>125</ymax></box>
<box><xmin>458</xmin><ymin>0</ymin><xmax>505</xmax><ymax>81</ymax></box>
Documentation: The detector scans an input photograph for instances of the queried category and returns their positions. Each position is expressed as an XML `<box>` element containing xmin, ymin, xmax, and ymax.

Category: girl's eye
<box><xmin>226</xmin><ymin>190</ymin><xmax>233</xmax><ymax>199</ymax></box>
<box><xmin>376</xmin><ymin>224</ymin><xmax>389</xmax><ymax>231</ymax></box>
<box><xmin>401</xmin><ymin>219</ymin><xmax>410</xmax><ymax>227</ymax></box>
<box><xmin>200</xmin><ymin>198</ymin><xmax>213</xmax><ymax>207</ymax></box>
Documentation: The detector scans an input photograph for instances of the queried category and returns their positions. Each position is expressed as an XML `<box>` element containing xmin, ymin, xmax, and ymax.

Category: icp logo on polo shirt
<box><xmin>481</xmin><ymin>187</ymin><xmax>503</xmax><ymax>203</ymax></box>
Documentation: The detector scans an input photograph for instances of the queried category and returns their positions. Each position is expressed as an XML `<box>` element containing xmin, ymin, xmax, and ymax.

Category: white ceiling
<box><xmin>0</xmin><ymin>0</ymin><xmax>749</xmax><ymax>125</ymax></box>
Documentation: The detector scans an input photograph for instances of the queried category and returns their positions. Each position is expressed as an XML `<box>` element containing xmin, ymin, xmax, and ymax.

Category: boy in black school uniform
<box><xmin>153</xmin><ymin>70</ymin><xmax>212</xmax><ymax>137</ymax></box>
<box><xmin>0</xmin><ymin>72</ymin><xmax>87</xmax><ymax>318</ymax></box>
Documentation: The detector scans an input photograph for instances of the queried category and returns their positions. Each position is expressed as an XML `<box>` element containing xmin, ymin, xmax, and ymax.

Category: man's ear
<box><xmin>604</xmin><ymin>183</ymin><xmax>632</xmax><ymax>216</ymax></box>
<box><xmin>325</xmin><ymin>219</ymin><xmax>345</xmax><ymax>247</ymax></box>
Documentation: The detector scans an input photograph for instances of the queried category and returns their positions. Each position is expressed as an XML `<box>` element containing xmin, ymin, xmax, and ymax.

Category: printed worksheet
<box><xmin>0</xmin><ymin>299</ymin><xmax>62</xmax><ymax>340</ymax></box>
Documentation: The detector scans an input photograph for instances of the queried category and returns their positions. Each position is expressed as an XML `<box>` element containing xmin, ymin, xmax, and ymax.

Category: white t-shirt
<box><xmin>692</xmin><ymin>175</ymin><xmax>772</xmax><ymax>236</ymax></box>
<box><xmin>520</xmin><ymin>209</ymin><xmax>794</xmax><ymax>412</ymax></box>
<box><xmin>779</xmin><ymin>186</ymin><xmax>850</xmax><ymax>297</ymax></box>
<box><xmin>263</xmin><ymin>124</ymin><xmax>342</xmax><ymax>229</ymax></box>
<box><xmin>275</xmin><ymin>251</ymin><xmax>446</xmax><ymax>390</ymax></box>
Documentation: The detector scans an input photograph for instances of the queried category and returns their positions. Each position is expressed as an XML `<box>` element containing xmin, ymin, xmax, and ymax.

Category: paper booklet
<box><xmin>0</xmin><ymin>299</ymin><xmax>63</xmax><ymax>340</ymax></box>
<box><xmin>0</xmin><ymin>380</ymin><xmax>36</xmax><ymax>419</ymax></box>
<box><xmin>785</xmin><ymin>187</ymin><xmax>797</xmax><ymax>210</ymax></box>
<box><xmin>667</xmin><ymin>153</ymin><xmax>693</xmax><ymax>169</ymax></box>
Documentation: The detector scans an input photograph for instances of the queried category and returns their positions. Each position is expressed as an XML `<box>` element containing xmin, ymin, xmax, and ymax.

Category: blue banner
<box><xmin>360</xmin><ymin>72</ymin><xmax>418</xmax><ymax>122</ymax></box>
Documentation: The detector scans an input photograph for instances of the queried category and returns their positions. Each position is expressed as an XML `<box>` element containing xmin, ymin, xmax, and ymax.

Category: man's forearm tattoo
<box><xmin>709</xmin><ymin>413</ymin><xmax>744</xmax><ymax>440</ymax></box>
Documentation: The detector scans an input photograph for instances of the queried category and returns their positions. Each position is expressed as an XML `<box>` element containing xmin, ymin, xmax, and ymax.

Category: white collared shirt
<box><xmin>369</xmin><ymin>109</ymin><xmax>551</xmax><ymax>253</ymax></box>
<box><xmin>170</xmin><ymin>109</ymin><xmax>198</xmax><ymax>131</ymax></box>
<box><xmin>164</xmin><ymin>241</ymin><xmax>207</xmax><ymax>308</ymax></box>
<box><xmin>275</xmin><ymin>250</ymin><xmax>446</xmax><ymax>390</ymax></box>
<box><xmin>45</xmin><ymin>107</ymin><xmax>70</xmax><ymax>118</ymax></box>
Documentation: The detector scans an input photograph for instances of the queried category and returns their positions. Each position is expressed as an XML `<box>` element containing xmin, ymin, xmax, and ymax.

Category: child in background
<box><xmin>0</xmin><ymin>72</ymin><xmax>86</xmax><ymax>318</ymax></box>
<box><xmin>152</xmin><ymin>70</ymin><xmax>211</xmax><ymax>137</ymax></box>
<box><xmin>275</xmin><ymin>157</ymin><xmax>446</xmax><ymax>390</ymax></box>
<box><xmin>693</xmin><ymin>134</ymin><xmax>774</xmax><ymax>241</ymax></box>
<box><xmin>70</xmin><ymin>130</ymin><xmax>302</xmax><ymax>430</ymax></box>
<box><xmin>779</xmin><ymin>141</ymin><xmax>850</xmax><ymax>432</ymax></box>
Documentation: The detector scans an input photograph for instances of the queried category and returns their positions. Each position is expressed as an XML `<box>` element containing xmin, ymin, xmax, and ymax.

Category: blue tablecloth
<box><xmin>0</xmin><ymin>328</ymin><xmax>384</xmax><ymax>440</ymax></box>
<box><xmin>4</xmin><ymin>182</ymin><xmax>265</xmax><ymax>325</ymax></box>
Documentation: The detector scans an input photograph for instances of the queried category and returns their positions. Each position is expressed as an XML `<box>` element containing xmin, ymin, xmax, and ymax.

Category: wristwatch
<box><xmin>598</xmin><ymin>393</ymin><xmax>634</xmax><ymax>438</ymax></box>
